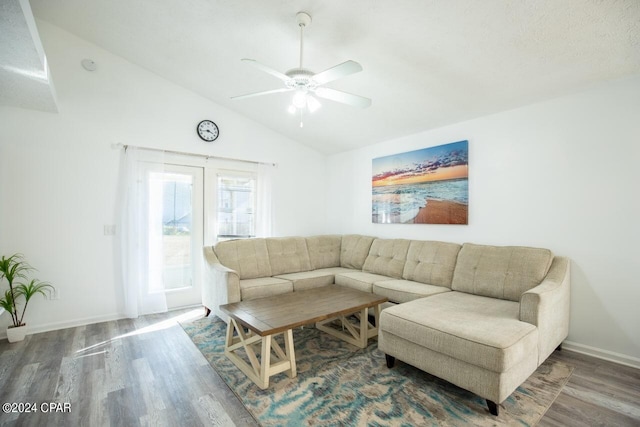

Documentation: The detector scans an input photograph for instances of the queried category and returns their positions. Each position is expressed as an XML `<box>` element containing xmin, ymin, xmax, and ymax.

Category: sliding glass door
<box><xmin>122</xmin><ymin>147</ymin><xmax>271</xmax><ymax>317</ymax></box>
<box><xmin>147</xmin><ymin>164</ymin><xmax>203</xmax><ymax>309</ymax></box>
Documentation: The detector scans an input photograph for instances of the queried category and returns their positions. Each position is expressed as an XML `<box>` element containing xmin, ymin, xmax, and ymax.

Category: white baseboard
<box><xmin>0</xmin><ymin>312</ymin><xmax>125</xmax><ymax>340</ymax></box>
<box><xmin>0</xmin><ymin>306</ymin><xmax>203</xmax><ymax>341</ymax></box>
<box><xmin>563</xmin><ymin>340</ymin><xmax>640</xmax><ymax>369</ymax></box>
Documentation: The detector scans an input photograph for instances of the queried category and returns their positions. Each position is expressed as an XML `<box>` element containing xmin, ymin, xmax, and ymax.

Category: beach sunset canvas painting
<box><xmin>372</xmin><ymin>140</ymin><xmax>468</xmax><ymax>224</ymax></box>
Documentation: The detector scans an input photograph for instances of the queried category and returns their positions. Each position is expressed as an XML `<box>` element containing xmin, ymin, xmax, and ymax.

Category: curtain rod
<box><xmin>115</xmin><ymin>143</ymin><xmax>276</xmax><ymax>167</ymax></box>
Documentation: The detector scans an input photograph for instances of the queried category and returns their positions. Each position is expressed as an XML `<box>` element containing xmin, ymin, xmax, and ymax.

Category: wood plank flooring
<box><xmin>541</xmin><ymin>350</ymin><xmax>640</xmax><ymax>426</ymax></box>
<box><xmin>1</xmin><ymin>308</ymin><xmax>639</xmax><ymax>426</ymax></box>
<box><xmin>0</xmin><ymin>309</ymin><xmax>256</xmax><ymax>427</ymax></box>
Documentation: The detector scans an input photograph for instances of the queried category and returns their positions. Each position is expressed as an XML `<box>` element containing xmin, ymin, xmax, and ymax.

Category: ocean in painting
<box><xmin>372</xmin><ymin>178</ymin><xmax>468</xmax><ymax>223</ymax></box>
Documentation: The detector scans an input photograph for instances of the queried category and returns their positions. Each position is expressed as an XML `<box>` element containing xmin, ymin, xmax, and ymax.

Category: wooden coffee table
<box><xmin>219</xmin><ymin>285</ymin><xmax>388</xmax><ymax>389</ymax></box>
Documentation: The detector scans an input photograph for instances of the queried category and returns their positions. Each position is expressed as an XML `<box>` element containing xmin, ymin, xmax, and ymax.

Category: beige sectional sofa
<box><xmin>203</xmin><ymin>234</ymin><xmax>570</xmax><ymax>416</ymax></box>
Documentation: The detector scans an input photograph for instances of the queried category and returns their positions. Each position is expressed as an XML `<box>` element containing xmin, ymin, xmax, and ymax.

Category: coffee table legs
<box><xmin>224</xmin><ymin>318</ymin><xmax>297</xmax><ymax>389</ymax></box>
<box><xmin>315</xmin><ymin>304</ymin><xmax>381</xmax><ymax>349</ymax></box>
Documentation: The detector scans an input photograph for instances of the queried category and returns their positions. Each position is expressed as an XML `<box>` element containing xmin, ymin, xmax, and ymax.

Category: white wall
<box><xmin>325</xmin><ymin>75</ymin><xmax>640</xmax><ymax>366</ymax></box>
<box><xmin>0</xmin><ymin>21</ymin><xmax>327</xmax><ymax>336</ymax></box>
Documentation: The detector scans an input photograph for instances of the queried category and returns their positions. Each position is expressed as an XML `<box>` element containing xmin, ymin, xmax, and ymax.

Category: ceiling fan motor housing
<box><xmin>285</xmin><ymin>68</ymin><xmax>317</xmax><ymax>91</ymax></box>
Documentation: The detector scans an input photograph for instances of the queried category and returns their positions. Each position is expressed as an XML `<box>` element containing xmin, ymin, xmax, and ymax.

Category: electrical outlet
<box><xmin>104</xmin><ymin>224</ymin><xmax>116</xmax><ymax>236</ymax></box>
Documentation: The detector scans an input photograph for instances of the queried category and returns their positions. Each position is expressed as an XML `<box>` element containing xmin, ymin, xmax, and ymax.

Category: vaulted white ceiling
<box><xmin>0</xmin><ymin>0</ymin><xmax>57</xmax><ymax>113</ymax></box>
<box><xmin>12</xmin><ymin>1</ymin><xmax>640</xmax><ymax>153</ymax></box>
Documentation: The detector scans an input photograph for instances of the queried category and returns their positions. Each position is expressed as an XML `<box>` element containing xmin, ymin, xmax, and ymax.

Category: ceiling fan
<box><xmin>232</xmin><ymin>11</ymin><xmax>371</xmax><ymax>126</ymax></box>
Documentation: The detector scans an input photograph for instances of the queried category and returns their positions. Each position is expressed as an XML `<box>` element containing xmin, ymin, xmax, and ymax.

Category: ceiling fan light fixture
<box><xmin>292</xmin><ymin>90</ymin><xmax>308</xmax><ymax>108</ymax></box>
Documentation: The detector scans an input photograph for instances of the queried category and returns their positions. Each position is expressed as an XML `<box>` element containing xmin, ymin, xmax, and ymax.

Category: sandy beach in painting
<box><xmin>411</xmin><ymin>199</ymin><xmax>468</xmax><ymax>224</ymax></box>
<box><xmin>371</xmin><ymin>177</ymin><xmax>468</xmax><ymax>224</ymax></box>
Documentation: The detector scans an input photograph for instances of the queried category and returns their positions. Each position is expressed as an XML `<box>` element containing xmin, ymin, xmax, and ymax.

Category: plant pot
<box><xmin>6</xmin><ymin>324</ymin><xmax>27</xmax><ymax>343</ymax></box>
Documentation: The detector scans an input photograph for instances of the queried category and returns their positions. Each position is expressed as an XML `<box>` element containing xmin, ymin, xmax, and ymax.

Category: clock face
<box><xmin>197</xmin><ymin>120</ymin><xmax>219</xmax><ymax>142</ymax></box>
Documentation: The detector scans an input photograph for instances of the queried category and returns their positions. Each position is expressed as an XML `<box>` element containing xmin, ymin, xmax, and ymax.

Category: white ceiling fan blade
<box><xmin>231</xmin><ymin>88</ymin><xmax>293</xmax><ymax>100</ymax></box>
<box><xmin>315</xmin><ymin>87</ymin><xmax>371</xmax><ymax>108</ymax></box>
<box><xmin>312</xmin><ymin>60</ymin><xmax>363</xmax><ymax>85</ymax></box>
<box><xmin>241</xmin><ymin>59</ymin><xmax>291</xmax><ymax>83</ymax></box>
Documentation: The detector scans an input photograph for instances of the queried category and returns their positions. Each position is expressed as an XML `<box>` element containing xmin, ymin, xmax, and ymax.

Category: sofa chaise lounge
<box><xmin>203</xmin><ymin>234</ymin><xmax>570</xmax><ymax>415</ymax></box>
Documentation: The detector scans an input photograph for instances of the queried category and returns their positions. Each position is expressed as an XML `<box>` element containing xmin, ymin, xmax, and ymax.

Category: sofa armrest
<box><xmin>203</xmin><ymin>246</ymin><xmax>240</xmax><ymax>322</ymax></box>
<box><xmin>519</xmin><ymin>256</ymin><xmax>571</xmax><ymax>364</ymax></box>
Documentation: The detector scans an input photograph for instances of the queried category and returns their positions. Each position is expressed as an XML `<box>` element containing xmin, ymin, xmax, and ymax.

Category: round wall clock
<box><xmin>197</xmin><ymin>120</ymin><xmax>219</xmax><ymax>142</ymax></box>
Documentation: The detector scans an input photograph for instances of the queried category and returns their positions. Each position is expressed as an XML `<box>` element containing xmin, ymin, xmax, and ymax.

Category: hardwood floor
<box><xmin>541</xmin><ymin>350</ymin><xmax>640</xmax><ymax>426</ymax></box>
<box><xmin>1</xmin><ymin>308</ymin><xmax>639</xmax><ymax>426</ymax></box>
<box><xmin>0</xmin><ymin>309</ymin><xmax>256</xmax><ymax>427</ymax></box>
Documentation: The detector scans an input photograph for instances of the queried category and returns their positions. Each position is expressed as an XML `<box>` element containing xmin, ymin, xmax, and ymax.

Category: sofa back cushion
<box><xmin>451</xmin><ymin>243</ymin><xmax>554</xmax><ymax>301</ymax></box>
<box><xmin>306</xmin><ymin>235</ymin><xmax>342</xmax><ymax>269</ymax></box>
<box><xmin>340</xmin><ymin>235</ymin><xmax>375</xmax><ymax>269</ymax></box>
<box><xmin>362</xmin><ymin>238</ymin><xmax>411</xmax><ymax>279</ymax></box>
<box><xmin>402</xmin><ymin>240</ymin><xmax>462</xmax><ymax>288</ymax></box>
<box><xmin>214</xmin><ymin>238</ymin><xmax>272</xmax><ymax>279</ymax></box>
<box><xmin>266</xmin><ymin>237</ymin><xmax>312</xmax><ymax>276</ymax></box>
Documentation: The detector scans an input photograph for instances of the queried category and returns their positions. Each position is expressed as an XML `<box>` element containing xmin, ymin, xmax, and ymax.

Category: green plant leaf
<box><xmin>15</xmin><ymin>279</ymin><xmax>55</xmax><ymax>325</ymax></box>
<box><xmin>0</xmin><ymin>289</ymin><xmax>15</xmax><ymax>311</ymax></box>
<box><xmin>0</xmin><ymin>254</ymin><xmax>32</xmax><ymax>285</ymax></box>
<box><xmin>0</xmin><ymin>253</ymin><xmax>50</xmax><ymax>328</ymax></box>
<box><xmin>0</xmin><ymin>289</ymin><xmax>20</xmax><ymax>326</ymax></box>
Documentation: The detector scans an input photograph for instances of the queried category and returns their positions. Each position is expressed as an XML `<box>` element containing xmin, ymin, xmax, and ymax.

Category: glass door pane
<box><xmin>217</xmin><ymin>174</ymin><xmax>256</xmax><ymax>241</ymax></box>
<box><xmin>148</xmin><ymin>165</ymin><xmax>203</xmax><ymax>308</ymax></box>
<box><xmin>162</xmin><ymin>172</ymin><xmax>193</xmax><ymax>290</ymax></box>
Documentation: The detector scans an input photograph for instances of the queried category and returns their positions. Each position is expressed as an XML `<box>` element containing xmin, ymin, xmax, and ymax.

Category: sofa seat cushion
<box><xmin>274</xmin><ymin>270</ymin><xmax>335</xmax><ymax>291</ymax></box>
<box><xmin>335</xmin><ymin>272</ymin><xmax>392</xmax><ymax>293</ymax></box>
<box><xmin>380</xmin><ymin>292</ymin><xmax>538</xmax><ymax>372</ymax></box>
<box><xmin>239</xmin><ymin>277</ymin><xmax>293</xmax><ymax>300</ymax></box>
<box><xmin>373</xmin><ymin>279</ymin><xmax>450</xmax><ymax>303</ymax></box>
<box><xmin>313</xmin><ymin>267</ymin><xmax>359</xmax><ymax>275</ymax></box>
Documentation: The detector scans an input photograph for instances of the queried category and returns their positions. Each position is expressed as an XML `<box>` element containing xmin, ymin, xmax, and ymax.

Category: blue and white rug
<box><xmin>182</xmin><ymin>316</ymin><xmax>572</xmax><ymax>426</ymax></box>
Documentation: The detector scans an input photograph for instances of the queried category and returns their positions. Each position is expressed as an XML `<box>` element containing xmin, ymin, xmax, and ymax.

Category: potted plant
<box><xmin>0</xmin><ymin>254</ymin><xmax>54</xmax><ymax>343</ymax></box>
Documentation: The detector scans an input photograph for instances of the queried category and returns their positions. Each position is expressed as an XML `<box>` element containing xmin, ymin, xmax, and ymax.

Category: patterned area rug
<box><xmin>181</xmin><ymin>316</ymin><xmax>572</xmax><ymax>426</ymax></box>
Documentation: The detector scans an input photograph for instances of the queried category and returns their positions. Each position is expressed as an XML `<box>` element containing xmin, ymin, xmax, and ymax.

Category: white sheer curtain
<box><xmin>118</xmin><ymin>147</ymin><xmax>168</xmax><ymax>318</ymax></box>
<box><xmin>255</xmin><ymin>162</ymin><xmax>274</xmax><ymax>238</ymax></box>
